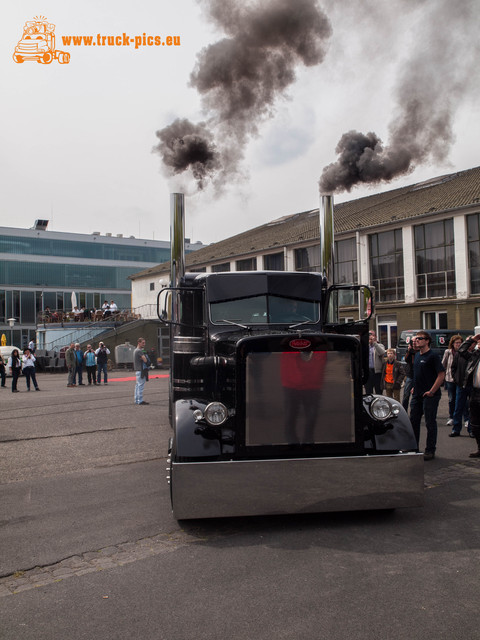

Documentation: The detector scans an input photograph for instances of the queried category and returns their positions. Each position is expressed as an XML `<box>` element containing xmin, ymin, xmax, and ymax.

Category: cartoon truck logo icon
<box><xmin>13</xmin><ymin>16</ymin><xmax>70</xmax><ymax>64</ymax></box>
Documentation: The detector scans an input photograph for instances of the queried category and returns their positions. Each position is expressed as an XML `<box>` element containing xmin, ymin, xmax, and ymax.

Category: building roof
<box><xmin>130</xmin><ymin>165</ymin><xmax>480</xmax><ymax>280</ymax></box>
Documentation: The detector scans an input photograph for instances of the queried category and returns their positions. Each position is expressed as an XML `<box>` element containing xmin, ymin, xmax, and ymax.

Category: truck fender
<box><xmin>368</xmin><ymin>396</ymin><xmax>418</xmax><ymax>451</ymax></box>
<box><xmin>174</xmin><ymin>399</ymin><xmax>221</xmax><ymax>459</ymax></box>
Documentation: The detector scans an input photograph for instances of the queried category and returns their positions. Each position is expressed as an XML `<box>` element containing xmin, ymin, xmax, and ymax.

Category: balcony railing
<box><xmin>37</xmin><ymin>308</ymin><xmax>141</xmax><ymax>326</ymax></box>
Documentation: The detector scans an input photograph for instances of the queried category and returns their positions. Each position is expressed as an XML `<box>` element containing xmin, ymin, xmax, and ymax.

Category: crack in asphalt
<box><xmin>0</xmin><ymin>426</ymin><xmax>134</xmax><ymax>443</ymax></box>
<box><xmin>0</xmin><ymin>530</ymin><xmax>202</xmax><ymax>596</ymax></box>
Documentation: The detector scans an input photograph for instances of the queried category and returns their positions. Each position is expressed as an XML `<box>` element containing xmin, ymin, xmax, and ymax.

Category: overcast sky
<box><xmin>1</xmin><ymin>0</ymin><xmax>479</xmax><ymax>245</ymax></box>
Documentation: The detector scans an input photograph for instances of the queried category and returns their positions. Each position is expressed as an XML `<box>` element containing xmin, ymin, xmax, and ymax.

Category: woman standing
<box><xmin>457</xmin><ymin>335</ymin><xmax>480</xmax><ymax>457</ymax></box>
<box><xmin>442</xmin><ymin>334</ymin><xmax>463</xmax><ymax>427</ymax></box>
<box><xmin>22</xmin><ymin>348</ymin><xmax>40</xmax><ymax>391</ymax></box>
<box><xmin>0</xmin><ymin>353</ymin><xmax>6</xmax><ymax>388</ymax></box>
<box><xmin>8</xmin><ymin>349</ymin><xmax>22</xmax><ymax>393</ymax></box>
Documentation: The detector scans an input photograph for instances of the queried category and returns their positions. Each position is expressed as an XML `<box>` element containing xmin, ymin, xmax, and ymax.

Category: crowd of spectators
<box><xmin>40</xmin><ymin>301</ymin><xmax>137</xmax><ymax>324</ymax></box>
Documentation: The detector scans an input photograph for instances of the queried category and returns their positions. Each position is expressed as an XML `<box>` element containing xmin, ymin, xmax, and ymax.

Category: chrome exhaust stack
<box><xmin>170</xmin><ymin>193</ymin><xmax>185</xmax><ymax>324</ymax></box>
<box><xmin>170</xmin><ymin>193</ymin><xmax>185</xmax><ymax>289</ymax></box>
<box><xmin>319</xmin><ymin>193</ymin><xmax>335</xmax><ymax>287</ymax></box>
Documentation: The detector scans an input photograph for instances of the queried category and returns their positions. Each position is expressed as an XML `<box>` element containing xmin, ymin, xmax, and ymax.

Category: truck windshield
<box><xmin>210</xmin><ymin>295</ymin><xmax>320</xmax><ymax>325</ymax></box>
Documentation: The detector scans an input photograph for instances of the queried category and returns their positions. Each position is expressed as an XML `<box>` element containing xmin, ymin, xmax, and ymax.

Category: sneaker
<box><xmin>446</xmin><ymin>419</ymin><xmax>454</xmax><ymax>426</ymax></box>
<box><xmin>35</xmin><ymin>388</ymin><xmax>40</xmax><ymax>391</ymax></box>
<box><xmin>137</xmin><ymin>401</ymin><xmax>149</xmax><ymax>405</ymax></box>
<box><xmin>448</xmin><ymin>431</ymin><xmax>460</xmax><ymax>437</ymax></box>
<box><xmin>469</xmin><ymin>450</ymin><xmax>480</xmax><ymax>458</ymax></box>
<box><xmin>424</xmin><ymin>452</ymin><xmax>435</xmax><ymax>461</ymax></box>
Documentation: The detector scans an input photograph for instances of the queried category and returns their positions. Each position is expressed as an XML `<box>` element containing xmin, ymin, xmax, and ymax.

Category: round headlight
<box><xmin>204</xmin><ymin>402</ymin><xmax>228</xmax><ymax>425</ymax></box>
<box><xmin>370</xmin><ymin>397</ymin><xmax>393</xmax><ymax>421</ymax></box>
<box><xmin>193</xmin><ymin>409</ymin><xmax>204</xmax><ymax>422</ymax></box>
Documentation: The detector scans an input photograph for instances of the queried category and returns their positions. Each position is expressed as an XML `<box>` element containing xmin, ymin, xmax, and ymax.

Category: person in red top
<box><xmin>281</xmin><ymin>350</ymin><xmax>327</xmax><ymax>444</ymax></box>
<box><xmin>381</xmin><ymin>349</ymin><xmax>405</xmax><ymax>401</ymax></box>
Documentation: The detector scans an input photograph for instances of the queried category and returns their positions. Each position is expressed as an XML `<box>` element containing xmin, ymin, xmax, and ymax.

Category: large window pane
<box><xmin>369</xmin><ymin>230</ymin><xmax>403</xmax><ymax>302</ymax></box>
<box><xmin>43</xmin><ymin>292</ymin><xmax>57</xmax><ymax>309</ymax></box>
<box><xmin>211</xmin><ymin>262</ymin><xmax>231</xmax><ymax>273</ymax></box>
<box><xmin>236</xmin><ymin>257</ymin><xmax>257</xmax><ymax>271</ymax></box>
<box><xmin>334</xmin><ymin>238</ymin><xmax>357</xmax><ymax>284</ymax></box>
<box><xmin>414</xmin><ymin>220</ymin><xmax>454</xmax><ymax>299</ymax></box>
<box><xmin>0</xmin><ymin>234</ymin><xmax>172</xmax><ymax>263</ymax></box>
<box><xmin>294</xmin><ymin>246</ymin><xmax>321</xmax><ymax>272</ymax></box>
<box><xmin>0</xmin><ymin>290</ymin><xmax>5</xmax><ymax>323</ymax></box>
<box><xmin>467</xmin><ymin>214</ymin><xmax>480</xmax><ymax>294</ymax></box>
<box><xmin>0</xmin><ymin>261</ymin><xmax>135</xmax><ymax>290</ymax></box>
<box><xmin>20</xmin><ymin>291</ymin><xmax>35</xmax><ymax>324</ymax></box>
<box><xmin>263</xmin><ymin>252</ymin><xmax>284</xmax><ymax>271</ymax></box>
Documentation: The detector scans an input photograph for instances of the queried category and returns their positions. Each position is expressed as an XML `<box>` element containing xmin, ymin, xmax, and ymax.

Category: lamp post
<box><xmin>7</xmin><ymin>318</ymin><xmax>16</xmax><ymax>345</ymax></box>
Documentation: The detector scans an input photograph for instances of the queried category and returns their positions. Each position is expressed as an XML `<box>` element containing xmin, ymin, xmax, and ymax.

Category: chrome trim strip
<box><xmin>171</xmin><ymin>453</ymin><xmax>424</xmax><ymax>519</ymax></box>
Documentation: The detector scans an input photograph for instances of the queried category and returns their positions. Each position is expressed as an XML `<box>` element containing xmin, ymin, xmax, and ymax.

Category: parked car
<box><xmin>396</xmin><ymin>330</ymin><xmax>471</xmax><ymax>361</ymax></box>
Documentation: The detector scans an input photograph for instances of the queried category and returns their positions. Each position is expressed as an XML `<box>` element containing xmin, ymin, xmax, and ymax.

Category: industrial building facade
<box><xmin>131</xmin><ymin>166</ymin><xmax>480</xmax><ymax>350</ymax></box>
<box><xmin>0</xmin><ymin>223</ymin><xmax>204</xmax><ymax>347</ymax></box>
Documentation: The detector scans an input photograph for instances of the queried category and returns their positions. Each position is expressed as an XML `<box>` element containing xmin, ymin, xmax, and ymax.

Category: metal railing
<box><xmin>131</xmin><ymin>303</ymin><xmax>158</xmax><ymax>319</ymax></box>
<box><xmin>37</xmin><ymin>308</ymin><xmax>141</xmax><ymax>326</ymax></box>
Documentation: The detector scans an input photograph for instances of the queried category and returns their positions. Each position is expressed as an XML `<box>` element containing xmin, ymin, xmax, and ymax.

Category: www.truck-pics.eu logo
<box><xmin>13</xmin><ymin>16</ymin><xmax>70</xmax><ymax>64</ymax></box>
<box><xmin>13</xmin><ymin>16</ymin><xmax>182</xmax><ymax>62</ymax></box>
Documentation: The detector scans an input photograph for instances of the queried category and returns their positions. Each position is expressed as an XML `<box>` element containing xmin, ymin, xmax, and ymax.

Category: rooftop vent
<box><xmin>34</xmin><ymin>219</ymin><xmax>49</xmax><ymax>230</ymax></box>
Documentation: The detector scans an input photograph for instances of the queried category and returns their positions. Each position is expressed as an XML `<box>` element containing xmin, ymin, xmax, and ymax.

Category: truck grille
<box><xmin>245</xmin><ymin>350</ymin><xmax>355</xmax><ymax>446</ymax></box>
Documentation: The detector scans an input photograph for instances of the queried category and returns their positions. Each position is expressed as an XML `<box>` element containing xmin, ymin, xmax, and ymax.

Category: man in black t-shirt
<box><xmin>410</xmin><ymin>331</ymin><xmax>445</xmax><ymax>460</ymax></box>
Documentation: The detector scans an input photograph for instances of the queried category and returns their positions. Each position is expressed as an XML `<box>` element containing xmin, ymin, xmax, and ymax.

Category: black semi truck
<box><xmin>158</xmin><ymin>194</ymin><xmax>423</xmax><ymax>519</ymax></box>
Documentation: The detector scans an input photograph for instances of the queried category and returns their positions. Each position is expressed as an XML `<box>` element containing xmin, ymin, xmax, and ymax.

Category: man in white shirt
<box><xmin>22</xmin><ymin>348</ymin><xmax>40</xmax><ymax>391</ymax></box>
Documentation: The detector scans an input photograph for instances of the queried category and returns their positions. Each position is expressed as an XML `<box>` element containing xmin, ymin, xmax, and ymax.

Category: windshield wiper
<box><xmin>218</xmin><ymin>319</ymin><xmax>249</xmax><ymax>329</ymax></box>
<box><xmin>288</xmin><ymin>319</ymin><xmax>315</xmax><ymax>329</ymax></box>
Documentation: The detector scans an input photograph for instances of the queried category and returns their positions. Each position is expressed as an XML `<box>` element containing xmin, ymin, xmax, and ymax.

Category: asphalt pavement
<box><xmin>0</xmin><ymin>371</ymin><xmax>479</xmax><ymax>640</ymax></box>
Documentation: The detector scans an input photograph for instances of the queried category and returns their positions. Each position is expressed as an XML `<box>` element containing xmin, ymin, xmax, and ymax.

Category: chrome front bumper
<box><xmin>171</xmin><ymin>452</ymin><xmax>424</xmax><ymax>519</ymax></box>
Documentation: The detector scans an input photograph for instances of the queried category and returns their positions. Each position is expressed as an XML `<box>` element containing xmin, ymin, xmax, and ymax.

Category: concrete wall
<box><xmin>76</xmin><ymin>319</ymin><xmax>164</xmax><ymax>367</ymax></box>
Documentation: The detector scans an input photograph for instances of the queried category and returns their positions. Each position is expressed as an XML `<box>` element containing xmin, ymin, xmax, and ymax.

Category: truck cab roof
<box><xmin>184</xmin><ymin>270</ymin><xmax>323</xmax><ymax>303</ymax></box>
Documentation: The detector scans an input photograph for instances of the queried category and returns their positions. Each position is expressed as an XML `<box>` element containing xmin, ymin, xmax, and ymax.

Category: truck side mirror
<box><xmin>324</xmin><ymin>285</ymin><xmax>374</xmax><ymax>325</ymax></box>
<box><xmin>358</xmin><ymin>286</ymin><xmax>374</xmax><ymax>321</ymax></box>
<box><xmin>157</xmin><ymin>288</ymin><xmax>172</xmax><ymax>324</ymax></box>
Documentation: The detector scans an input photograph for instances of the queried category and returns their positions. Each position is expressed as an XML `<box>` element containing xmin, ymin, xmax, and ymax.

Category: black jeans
<box><xmin>469</xmin><ymin>389</ymin><xmax>480</xmax><ymax>449</ymax></box>
<box><xmin>11</xmin><ymin>368</ymin><xmax>20</xmax><ymax>391</ymax></box>
<box><xmin>86</xmin><ymin>365</ymin><xmax>96</xmax><ymax>384</ymax></box>
<box><xmin>410</xmin><ymin>393</ymin><xmax>441</xmax><ymax>453</ymax></box>
<box><xmin>365</xmin><ymin>368</ymin><xmax>382</xmax><ymax>395</ymax></box>
<box><xmin>23</xmin><ymin>367</ymin><xmax>38</xmax><ymax>390</ymax></box>
<box><xmin>402</xmin><ymin>376</ymin><xmax>413</xmax><ymax>411</ymax></box>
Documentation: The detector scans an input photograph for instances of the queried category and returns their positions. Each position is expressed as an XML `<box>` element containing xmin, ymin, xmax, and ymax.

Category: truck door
<box><xmin>323</xmin><ymin>285</ymin><xmax>374</xmax><ymax>386</ymax></box>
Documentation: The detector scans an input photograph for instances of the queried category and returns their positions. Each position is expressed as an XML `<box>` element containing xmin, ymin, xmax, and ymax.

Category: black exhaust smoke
<box><xmin>319</xmin><ymin>0</ymin><xmax>477</xmax><ymax>194</ymax></box>
<box><xmin>154</xmin><ymin>0</ymin><xmax>331</xmax><ymax>192</ymax></box>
